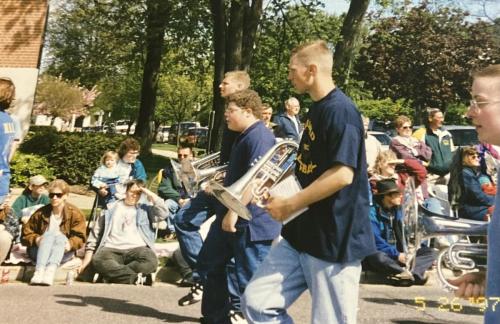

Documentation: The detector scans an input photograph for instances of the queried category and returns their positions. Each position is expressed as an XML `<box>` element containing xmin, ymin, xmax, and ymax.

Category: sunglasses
<box><xmin>49</xmin><ymin>192</ymin><xmax>64</xmax><ymax>199</ymax></box>
<box><xmin>467</xmin><ymin>153</ymin><xmax>480</xmax><ymax>159</ymax></box>
<box><xmin>401</xmin><ymin>126</ymin><xmax>412</xmax><ymax>130</ymax></box>
<box><xmin>178</xmin><ymin>154</ymin><xmax>190</xmax><ymax>158</ymax></box>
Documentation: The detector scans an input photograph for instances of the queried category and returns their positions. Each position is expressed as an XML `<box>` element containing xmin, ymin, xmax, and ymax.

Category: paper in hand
<box><xmin>268</xmin><ymin>174</ymin><xmax>308</xmax><ymax>224</ymax></box>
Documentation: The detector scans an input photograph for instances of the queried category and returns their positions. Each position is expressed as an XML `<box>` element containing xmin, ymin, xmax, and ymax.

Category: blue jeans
<box><xmin>198</xmin><ymin>219</ymin><xmax>272</xmax><ymax>323</ymax></box>
<box><xmin>28</xmin><ymin>231</ymin><xmax>70</xmax><ymax>270</ymax></box>
<box><xmin>243</xmin><ymin>239</ymin><xmax>362</xmax><ymax>324</ymax></box>
<box><xmin>164</xmin><ymin>199</ymin><xmax>180</xmax><ymax>233</ymax></box>
<box><xmin>174</xmin><ymin>191</ymin><xmax>214</xmax><ymax>273</ymax></box>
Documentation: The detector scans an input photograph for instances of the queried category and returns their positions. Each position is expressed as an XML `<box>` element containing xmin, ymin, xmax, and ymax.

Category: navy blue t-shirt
<box><xmin>281</xmin><ymin>88</ymin><xmax>376</xmax><ymax>263</ymax></box>
<box><xmin>215</xmin><ymin>121</ymin><xmax>281</xmax><ymax>241</ymax></box>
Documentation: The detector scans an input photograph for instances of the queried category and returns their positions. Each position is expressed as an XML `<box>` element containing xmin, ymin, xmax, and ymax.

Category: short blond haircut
<box><xmin>0</xmin><ymin>77</ymin><xmax>15</xmax><ymax>111</ymax></box>
<box><xmin>48</xmin><ymin>179</ymin><xmax>70</xmax><ymax>195</ymax></box>
<box><xmin>290</xmin><ymin>40</ymin><xmax>333</xmax><ymax>75</ymax></box>
<box><xmin>101</xmin><ymin>150</ymin><xmax>119</xmax><ymax>165</ymax></box>
<box><xmin>226</xmin><ymin>89</ymin><xmax>263</xmax><ymax>119</ymax></box>
<box><xmin>472</xmin><ymin>64</ymin><xmax>500</xmax><ymax>79</ymax></box>
<box><xmin>224</xmin><ymin>71</ymin><xmax>251</xmax><ymax>90</ymax></box>
<box><xmin>394</xmin><ymin>115</ymin><xmax>412</xmax><ymax>129</ymax></box>
<box><xmin>373</xmin><ymin>150</ymin><xmax>397</xmax><ymax>176</ymax></box>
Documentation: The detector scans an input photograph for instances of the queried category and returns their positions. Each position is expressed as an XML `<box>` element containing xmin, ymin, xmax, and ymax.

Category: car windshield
<box><xmin>448</xmin><ymin>129</ymin><xmax>479</xmax><ymax>147</ymax></box>
<box><xmin>372</xmin><ymin>133</ymin><xmax>391</xmax><ymax>146</ymax></box>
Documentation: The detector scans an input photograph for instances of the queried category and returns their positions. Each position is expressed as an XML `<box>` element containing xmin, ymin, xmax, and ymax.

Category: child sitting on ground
<box><xmin>91</xmin><ymin>151</ymin><xmax>121</xmax><ymax>207</ymax></box>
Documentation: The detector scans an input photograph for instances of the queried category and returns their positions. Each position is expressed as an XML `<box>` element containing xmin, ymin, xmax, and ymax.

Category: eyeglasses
<box><xmin>225</xmin><ymin>107</ymin><xmax>243</xmax><ymax>113</ymax></box>
<box><xmin>49</xmin><ymin>192</ymin><xmax>64</xmax><ymax>199</ymax></box>
<box><xmin>467</xmin><ymin>153</ymin><xmax>480</xmax><ymax>159</ymax></box>
<box><xmin>178</xmin><ymin>154</ymin><xmax>190</xmax><ymax>158</ymax></box>
<box><xmin>469</xmin><ymin>99</ymin><xmax>500</xmax><ymax>112</ymax></box>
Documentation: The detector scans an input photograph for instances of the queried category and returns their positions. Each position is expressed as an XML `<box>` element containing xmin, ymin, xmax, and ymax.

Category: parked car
<box><xmin>445</xmin><ymin>125</ymin><xmax>478</xmax><ymax>148</ymax></box>
<box><xmin>115</xmin><ymin>120</ymin><xmax>136</xmax><ymax>134</ymax></box>
<box><xmin>368</xmin><ymin>130</ymin><xmax>392</xmax><ymax>150</ymax></box>
<box><xmin>156</xmin><ymin>125</ymin><xmax>170</xmax><ymax>143</ymax></box>
<box><xmin>180</xmin><ymin>127</ymin><xmax>208</xmax><ymax>148</ymax></box>
<box><xmin>168</xmin><ymin>121</ymin><xmax>201</xmax><ymax>144</ymax></box>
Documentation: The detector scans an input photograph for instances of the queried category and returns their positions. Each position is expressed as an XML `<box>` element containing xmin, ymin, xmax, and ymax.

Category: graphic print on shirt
<box><xmin>296</xmin><ymin>119</ymin><xmax>317</xmax><ymax>175</ymax></box>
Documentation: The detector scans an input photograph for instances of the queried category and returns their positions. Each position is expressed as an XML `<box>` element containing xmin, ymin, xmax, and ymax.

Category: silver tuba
<box><xmin>209</xmin><ymin>140</ymin><xmax>299</xmax><ymax>220</ymax></box>
<box><xmin>179</xmin><ymin>151</ymin><xmax>227</xmax><ymax>197</ymax></box>
<box><xmin>402</xmin><ymin>177</ymin><xmax>488</xmax><ymax>291</ymax></box>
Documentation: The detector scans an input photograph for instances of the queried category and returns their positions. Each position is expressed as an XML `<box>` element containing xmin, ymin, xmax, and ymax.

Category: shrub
<box><xmin>10</xmin><ymin>152</ymin><xmax>55</xmax><ymax>187</ymax></box>
<box><xmin>20</xmin><ymin>126</ymin><xmax>60</xmax><ymax>156</ymax></box>
<box><xmin>46</xmin><ymin>132</ymin><xmax>126</xmax><ymax>184</ymax></box>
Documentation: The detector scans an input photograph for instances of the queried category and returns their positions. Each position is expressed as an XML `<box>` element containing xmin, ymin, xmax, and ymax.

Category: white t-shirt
<box><xmin>104</xmin><ymin>201</ymin><xmax>146</xmax><ymax>250</ymax></box>
<box><xmin>47</xmin><ymin>213</ymin><xmax>63</xmax><ymax>233</ymax></box>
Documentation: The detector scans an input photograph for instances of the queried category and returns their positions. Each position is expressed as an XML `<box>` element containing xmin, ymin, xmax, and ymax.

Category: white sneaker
<box><xmin>30</xmin><ymin>268</ymin><xmax>45</xmax><ymax>285</ymax></box>
<box><xmin>41</xmin><ymin>265</ymin><xmax>57</xmax><ymax>286</ymax></box>
<box><xmin>135</xmin><ymin>273</ymin><xmax>145</xmax><ymax>286</ymax></box>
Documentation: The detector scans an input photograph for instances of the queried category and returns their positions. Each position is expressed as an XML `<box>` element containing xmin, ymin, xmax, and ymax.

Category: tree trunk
<box><xmin>208</xmin><ymin>0</ymin><xmax>263</xmax><ymax>152</ymax></box>
<box><xmin>208</xmin><ymin>0</ymin><xmax>227</xmax><ymax>153</ymax></box>
<box><xmin>334</xmin><ymin>0</ymin><xmax>370</xmax><ymax>87</ymax></box>
<box><xmin>135</xmin><ymin>0</ymin><xmax>170</xmax><ymax>155</ymax></box>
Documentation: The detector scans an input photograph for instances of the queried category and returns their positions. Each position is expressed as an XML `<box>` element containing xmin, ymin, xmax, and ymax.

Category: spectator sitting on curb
<box><xmin>22</xmin><ymin>179</ymin><xmax>86</xmax><ymax>286</ymax></box>
<box><xmin>363</xmin><ymin>179</ymin><xmax>436</xmax><ymax>286</ymax></box>
<box><xmin>78</xmin><ymin>179</ymin><xmax>167</xmax><ymax>285</ymax></box>
<box><xmin>0</xmin><ymin>195</ymin><xmax>19</xmax><ymax>265</ymax></box>
<box><xmin>12</xmin><ymin>175</ymin><xmax>50</xmax><ymax>224</ymax></box>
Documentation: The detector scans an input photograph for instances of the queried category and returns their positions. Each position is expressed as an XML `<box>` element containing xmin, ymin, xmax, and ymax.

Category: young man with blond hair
<box><xmin>449</xmin><ymin>64</ymin><xmax>500</xmax><ymax>324</ymax></box>
<box><xmin>198</xmin><ymin>89</ymin><xmax>279</xmax><ymax>323</ymax></box>
<box><xmin>243</xmin><ymin>40</ymin><xmax>375</xmax><ymax>323</ymax></box>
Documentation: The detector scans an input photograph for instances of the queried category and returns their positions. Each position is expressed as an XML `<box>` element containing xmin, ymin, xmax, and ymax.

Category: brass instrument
<box><xmin>402</xmin><ymin>177</ymin><xmax>487</xmax><ymax>290</ymax></box>
<box><xmin>209</xmin><ymin>140</ymin><xmax>298</xmax><ymax>220</ymax></box>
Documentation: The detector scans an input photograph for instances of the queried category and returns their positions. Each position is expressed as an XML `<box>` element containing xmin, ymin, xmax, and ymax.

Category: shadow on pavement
<box><xmin>54</xmin><ymin>294</ymin><xmax>199</xmax><ymax>323</ymax></box>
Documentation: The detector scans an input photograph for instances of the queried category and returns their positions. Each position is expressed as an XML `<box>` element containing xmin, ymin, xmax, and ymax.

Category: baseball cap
<box><xmin>29</xmin><ymin>175</ymin><xmax>48</xmax><ymax>186</ymax></box>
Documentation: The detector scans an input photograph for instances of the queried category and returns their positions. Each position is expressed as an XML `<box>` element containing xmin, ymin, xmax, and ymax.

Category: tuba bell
<box><xmin>179</xmin><ymin>151</ymin><xmax>227</xmax><ymax>197</ymax></box>
<box><xmin>209</xmin><ymin>140</ymin><xmax>299</xmax><ymax>220</ymax></box>
<box><xmin>402</xmin><ymin>177</ymin><xmax>488</xmax><ymax>291</ymax></box>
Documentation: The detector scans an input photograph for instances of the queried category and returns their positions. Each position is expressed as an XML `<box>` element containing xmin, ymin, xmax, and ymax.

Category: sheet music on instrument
<box><xmin>268</xmin><ymin>174</ymin><xmax>308</xmax><ymax>225</ymax></box>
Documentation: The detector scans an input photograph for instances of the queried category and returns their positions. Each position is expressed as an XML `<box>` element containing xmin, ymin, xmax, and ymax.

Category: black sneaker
<box><xmin>178</xmin><ymin>283</ymin><xmax>203</xmax><ymax>306</ymax></box>
<box><xmin>179</xmin><ymin>272</ymin><xmax>195</xmax><ymax>287</ymax></box>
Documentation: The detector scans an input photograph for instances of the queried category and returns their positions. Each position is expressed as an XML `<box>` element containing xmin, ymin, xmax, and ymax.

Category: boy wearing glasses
<box><xmin>22</xmin><ymin>179</ymin><xmax>86</xmax><ymax>286</ymax></box>
<box><xmin>198</xmin><ymin>89</ymin><xmax>279</xmax><ymax>323</ymax></box>
<box><xmin>449</xmin><ymin>64</ymin><xmax>500</xmax><ymax>323</ymax></box>
<box><xmin>85</xmin><ymin>179</ymin><xmax>167</xmax><ymax>285</ymax></box>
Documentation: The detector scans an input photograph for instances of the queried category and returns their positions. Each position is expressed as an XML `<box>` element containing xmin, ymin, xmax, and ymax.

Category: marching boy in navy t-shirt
<box><xmin>243</xmin><ymin>40</ymin><xmax>376</xmax><ymax>323</ymax></box>
<box><xmin>197</xmin><ymin>89</ymin><xmax>280</xmax><ymax>323</ymax></box>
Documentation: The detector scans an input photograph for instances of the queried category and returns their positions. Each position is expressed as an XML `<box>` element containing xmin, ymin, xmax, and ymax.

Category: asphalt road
<box><xmin>0</xmin><ymin>273</ymin><xmax>483</xmax><ymax>324</ymax></box>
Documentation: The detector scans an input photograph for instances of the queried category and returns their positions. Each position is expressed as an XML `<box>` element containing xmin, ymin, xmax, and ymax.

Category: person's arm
<box><xmin>400</xmin><ymin>159</ymin><xmax>427</xmax><ymax>188</ymax></box>
<box><xmin>265</xmin><ymin>163</ymin><xmax>354</xmax><ymax>222</ymax></box>
<box><xmin>415</xmin><ymin>141</ymin><xmax>433</xmax><ymax>162</ymax></box>
<box><xmin>368</xmin><ymin>207</ymin><xmax>400</xmax><ymax>259</ymax></box>
<box><xmin>67</xmin><ymin>207</ymin><xmax>87</xmax><ymax>251</ymax></box>
<box><xmin>141</xmin><ymin>187</ymin><xmax>168</xmax><ymax>222</ymax></box>
<box><xmin>21</xmin><ymin>210</ymin><xmax>42</xmax><ymax>247</ymax></box>
<box><xmin>462</xmin><ymin>170</ymin><xmax>495</xmax><ymax>206</ymax></box>
<box><xmin>390</xmin><ymin>139</ymin><xmax>414</xmax><ymax>160</ymax></box>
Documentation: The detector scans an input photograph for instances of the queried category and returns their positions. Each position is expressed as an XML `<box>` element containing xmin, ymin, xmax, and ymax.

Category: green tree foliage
<box><xmin>252</xmin><ymin>4</ymin><xmax>342</xmax><ymax>108</ymax></box>
<box><xmin>354</xmin><ymin>3</ymin><xmax>500</xmax><ymax>121</ymax></box>
<box><xmin>356</xmin><ymin>98</ymin><xmax>413</xmax><ymax>124</ymax></box>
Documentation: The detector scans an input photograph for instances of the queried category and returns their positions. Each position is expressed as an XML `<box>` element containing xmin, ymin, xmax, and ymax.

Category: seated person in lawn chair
<box><xmin>78</xmin><ymin>179</ymin><xmax>167</xmax><ymax>285</ymax></box>
<box><xmin>157</xmin><ymin>145</ymin><xmax>194</xmax><ymax>240</ymax></box>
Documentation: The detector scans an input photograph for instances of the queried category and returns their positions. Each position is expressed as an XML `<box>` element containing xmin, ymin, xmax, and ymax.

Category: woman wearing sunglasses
<box><xmin>390</xmin><ymin>115</ymin><xmax>432</xmax><ymax>165</ymax></box>
<box><xmin>21</xmin><ymin>179</ymin><xmax>86</xmax><ymax>286</ymax></box>
<box><xmin>448</xmin><ymin>146</ymin><xmax>495</xmax><ymax>221</ymax></box>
